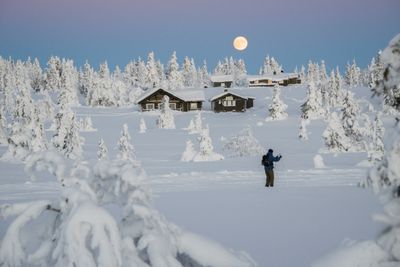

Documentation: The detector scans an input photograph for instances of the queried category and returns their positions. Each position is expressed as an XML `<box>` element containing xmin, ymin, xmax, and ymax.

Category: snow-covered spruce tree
<box><xmin>341</xmin><ymin>90</ymin><xmax>364</xmax><ymax>150</ymax></box>
<box><xmin>97</xmin><ymin>138</ymin><xmax>108</xmax><ymax>160</ymax></box>
<box><xmin>27</xmin><ymin>58</ymin><xmax>43</xmax><ymax>92</ymax></box>
<box><xmin>182</xmin><ymin>56</ymin><xmax>197</xmax><ymax>88</ymax></box>
<box><xmin>198</xmin><ymin>60</ymin><xmax>211</xmax><ymax>88</ymax></box>
<box><xmin>117</xmin><ymin>123</ymin><xmax>136</xmax><ymax>162</ymax></box>
<box><xmin>366</xmin><ymin>112</ymin><xmax>385</xmax><ymax>163</ymax></box>
<box><xmin>166</xmin><ymin>51</ymin><xmax>184</xmax><ymax>90</ymax></box>
<box><xmin>79</xmin><ymin>60</ymin><xmax>95</xmax><ymax>97</ymax></box>
<box><xmin>0</xmin><ymin>105</ymin><xmax>7</xmax><ymax>144</ymax></box>
<box><xmin>193</xmin><ymin>125</ymin><xmax>224</xmax><ymax>161</ymax></box>
<box><xmin>373</xmin><ymin>34</ymin><xmax>400</xmax><ymax>111</ymax></box>
<box><xmin>139</xmin><ymin>117</ymin><xmax>147</xmax><ymax>133</ymax></box>
<box><xmin>181</xmin><ymin>139</ymin><xmax>197</xmax><ymax>162</ymax></box>
<box><xmin>301</xmin><ymin>80</ymin><xmax>323</xmax><ymax>120</ymax></box>
<box><xmin>345</xmin><ymin>59</ymin><xmax>361</xmax><ymax>87</ymax></box>
<box><xmin>144</xmin><ymin>52</ymin><xmax>160</xmax><ymax>89</ymax></box>
<box><xmin>367</xmin><ymin>53</ymin><xmax>384</xmax><ymax>88</ymax></box>
<box><xmin>58</xmin><ymin>59</ymin><xmax>79</xmax><ymax>107</ymax></box>
<box><xmin>299</xmin><ymin>118</ymin><xmax>309</xmax><ymax>141</ymax></box>
<box><xmin>156</xmin><ymin>95</ymin><xmax>176</xmax><ymax>129</ymax></box>
<box><xmin>2</xmin><ymin>121</ymin><xmax>31</xmax><ymax>160</ymax></box>
<box><xmin>36</xmin><ymin>91</ymin><xmax>55</xmax><ymax>123</ymax></box>
<box><xmin>222</xmin><ymin>126</ymin><xmax>263</xmax><ymax>157</ymax></box>
<box><xmin>28</xmin><ymin>108</ymin><xmax>48</xmax><ymax>153</ymax></box>
<box><xmin>267</xmin><ymin>84</ymin><xmax>288</xmax><ymax>121</ymax></box>
<box><xmin>322</xmin><ymin>112</ymin><xmax>351</xmax><ymax>152</ymax></box>
<box><xmin>78</xmin><ymin>116</ymin><xmax>96</xmax><ymax>132</ymax></box>
<box><xmin>52</xmin><ymin>106</ymin><xmax>84</xmax><ymax>159</ymax></box>
<box><xmin>43</xmin><ymin>56</ymin><xmax>61</xmax><ymax>91</ymax></box>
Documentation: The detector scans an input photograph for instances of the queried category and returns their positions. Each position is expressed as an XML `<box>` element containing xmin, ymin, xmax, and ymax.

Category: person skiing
<box><xmin>262</xmin><ymin>148</ymin><xmax>282</xmax><ymax>187</ymax></box>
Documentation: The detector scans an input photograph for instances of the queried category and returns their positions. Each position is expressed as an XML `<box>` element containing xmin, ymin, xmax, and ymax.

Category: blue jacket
<box><xmin>263</xmin><ymin>151</ymin><xmax>281</xmax><ymax>171</ymax></box>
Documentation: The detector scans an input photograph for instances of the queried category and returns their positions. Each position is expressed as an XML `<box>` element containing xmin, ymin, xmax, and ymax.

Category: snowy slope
<box><xmin>0</xmin><ymin>84</ymin><xmax>388</xmax><ymax>266</ymax></box>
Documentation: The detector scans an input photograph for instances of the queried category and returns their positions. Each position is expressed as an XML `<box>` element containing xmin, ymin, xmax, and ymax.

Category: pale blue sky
<box><xmin>0</xmin><ymin>0</ymin><xmax>399</xmax><ymax>72</ymax></box>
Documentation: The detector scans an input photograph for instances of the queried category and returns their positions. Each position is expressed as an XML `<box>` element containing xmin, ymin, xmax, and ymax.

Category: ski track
<box><xmin>0</xmin><ymin>168</ymin><xmax>365</xmax><ymax>202</ymax></box>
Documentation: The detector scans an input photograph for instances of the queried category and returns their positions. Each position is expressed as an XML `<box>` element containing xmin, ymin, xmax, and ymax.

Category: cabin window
<box><xmin>146</xmin><ymin>103</ymin><xmax>155</xmax><ymax>110</ymax></box>
<box><xmin>190</xmin><ymin>102</ymin><xmax>198</xmax><ymax>110</ymax></box>
<box><xmin>169</xmin><ymin>103</ymin><xmax>176</xmax><ymax>110</ymax></box>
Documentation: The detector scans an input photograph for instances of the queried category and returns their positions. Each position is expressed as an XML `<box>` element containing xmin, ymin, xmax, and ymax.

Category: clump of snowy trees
<box><xmin>222</xmin><ymin>126</ymin><xmax>263</xmax><ymax>157</ymax></box>
<box><xmin>181</xmin><ymin>114</ymin><xmax>224</xmax><ymax>162</ymax></box>
<box><xmin>0</xmin><ymin>131</ymin><xmax>255</xmax><ymax>267</ymax></box>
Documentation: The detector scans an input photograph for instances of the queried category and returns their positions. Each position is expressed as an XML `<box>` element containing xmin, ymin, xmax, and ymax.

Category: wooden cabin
<box><xmin>210</xmin><ymin>75</ymin><xmax>233</xmax><ymax>88</ymax></box>
<box><xmin>210</xmin><ymin>73</ymin><xmax>301</xmax><ymax>88</ymax></box>
<box><xmin>210</xmin><ymin>90</ymin><xmax>254</xmax><ymax>112</ymax></box>
<box><xmin>136</xmin><ymin>88</ymin><xmax>205</xmax><ymax>112</ymax></box>
<box><xmin>248</xmin><ymin>73</ymin><xmax>301</xmax><ymax>87</ymax></box>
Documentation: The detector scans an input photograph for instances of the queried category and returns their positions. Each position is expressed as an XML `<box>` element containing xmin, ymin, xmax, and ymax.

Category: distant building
<box><xmin>210</xmin><ymin>90</ymin><xmax>254</xmax><ymax>112</ymax></box>
<box><xmin>136</xmin><ymin>88</ymin><xmax>205</xmax><ymax>111</ymax></box>
<box><xmin>210</xmin><ymin>73</ymin><xmax>300</xmax><ymax>88</ymax></box>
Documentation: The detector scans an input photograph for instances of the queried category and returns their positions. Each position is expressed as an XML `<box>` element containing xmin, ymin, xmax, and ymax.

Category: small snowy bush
<box><xmin>181</xmin><ymin>140</ymin><xmax>197</xmax><ymax>162</ymax></box>
<box><xmin>222</xmin><ymin>126</ymin><xmax>263</xmax><ymax>157</ymax></box>
<box><xmin>193</xmin><ymin>125</ymin><xmax>224</xmax><ymax>162</ymax></box>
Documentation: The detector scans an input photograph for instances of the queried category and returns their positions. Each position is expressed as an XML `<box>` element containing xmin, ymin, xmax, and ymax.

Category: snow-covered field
<box><xmin>0</xmin><ymin>85</ymin><xmax>388</xmax><ymax>266</ymax></box>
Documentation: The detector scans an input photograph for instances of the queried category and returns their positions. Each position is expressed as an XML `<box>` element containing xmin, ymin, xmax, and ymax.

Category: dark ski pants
<box><xmin>265</xmin><ymin>170</ymin><xmax>274</xmax><ymax>187</ymax></box>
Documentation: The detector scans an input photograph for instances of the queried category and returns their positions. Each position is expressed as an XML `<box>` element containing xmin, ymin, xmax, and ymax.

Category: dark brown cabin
<box><xmin>136</xmin><ymin>88</ymin><xmax>205</xmax><ymax>112</ymax></box>
<box><xmin>210</xmin><ymin>90</ymin><xmax>254</xmax><ymax>112</ymax></box>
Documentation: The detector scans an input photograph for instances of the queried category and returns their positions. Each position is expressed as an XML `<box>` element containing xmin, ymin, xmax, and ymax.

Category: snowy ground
<box><xmin>0</xmin><ymin>85</ymin><xmax>387</xmax><ymax>266</ymax></box>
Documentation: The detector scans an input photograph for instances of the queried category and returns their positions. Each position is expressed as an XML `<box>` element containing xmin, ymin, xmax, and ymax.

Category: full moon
<box><xmin>233</xmin><ymin>36</ymin><xmax>248</xmax><ymax>51</ymax></box>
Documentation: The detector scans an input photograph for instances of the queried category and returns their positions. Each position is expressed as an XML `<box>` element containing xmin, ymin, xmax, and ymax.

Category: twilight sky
<box><xmin>0</xmin><ymin>0</ymin><xmax>399</xmax><ymax>73</ymax></box>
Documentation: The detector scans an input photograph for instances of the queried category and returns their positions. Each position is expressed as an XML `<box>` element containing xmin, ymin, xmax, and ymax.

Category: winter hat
<box><xmin>268</xmin><ymin>149</ymin><xmax>273</xmax><ymax>153</ymax></box>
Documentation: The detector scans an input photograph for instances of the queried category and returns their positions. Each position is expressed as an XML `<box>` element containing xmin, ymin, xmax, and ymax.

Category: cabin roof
<box><xmin>210</xmin><ymin>90</ymin><xmax>254</xmax><ymax>102</ymax></box>
<box><xmin>136</xmin><ymin>88</ymin><xmax>205</xmax><ymax>103</ymax></box>
<box><xmin>210</xmin><ymin>73</ymin><xmax>299</xmax><ymax>83</ymax></box>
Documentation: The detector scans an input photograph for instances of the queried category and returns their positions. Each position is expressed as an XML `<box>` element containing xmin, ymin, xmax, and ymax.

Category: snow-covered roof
<box><xmin>210</xmin><ymin>73</ymin><xmax>299</xmax><ymax>83</ymax></box>
<box><xmin>209</xmin><ymin>90</ymin><xmax>254</xmax><ymax>102</ymax></box>
<box><xmin>136</xmin><ymin>88</ymin><xmax>205</xmax><ymax>103</ymax></box>
<box><xmin>247</xmin><ymin>73</ymin><xmax>299</xmax><ymax>82</ymax></box>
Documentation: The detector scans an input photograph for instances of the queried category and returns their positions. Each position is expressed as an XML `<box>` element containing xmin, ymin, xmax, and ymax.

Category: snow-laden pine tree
<box><xmin>181</xmin><ymin>139</ymin><xmax>197</xmax><ymax>162</ymax></box>
<box><xmin>27</xmin><ymin>58</ymin><xmax>43</xmax><ymax>92</ymax></box>
<box><xmin>299</xmin><ymin>118</ymin><xmax>309</xmax><ymax>141</ymax></box>
<box><xmin>166</xmin><ymin>51</ymin><xmax>184</xmax><ymax>90</ymax></box>
<box><xmin>28</xmin><ymin>108</ymin><xmax>48</xmax><ymax>153</ymax></box>
<box><xmin>301</xmin><ymin>80</ymin><xmax>323</xmax><ymax>120</ymax></box>
<box><xmin>97</xmin><ymin>138</ymin><xmax>108</xmax><ymax>160</ymax></box>
<box><xmin>52</xmin><ymin>106</ymin><xmax>84</xmax><ymax>159</ymax></box>
<box><xmin>0</xmin><ymin>105</ymin><xmax>8</xmax><ymax>144</ymax></box>
<box><xmin>222</xmin><ymin>126</ymin><xmax>263</xmax><ymax>157</ymax></box>
<box><xmin>341</xmin><ymin>90</ymin><xmax>364</xmax><ymax>150</ymax></box>
<box><xmin>367</xmin><ymin>54</ymin><xmax>384</xmax><ymax>88</ymax></box>
<box><xmin>198</xmin><ymin>60</ymin><xmax>211</xmax><ymax>88</ymax></box>
<box><xmin>78</xmin><ymin>116</ymin><xmax>96</xmax><ymax>132</ymax></box>
<box><xmin>373</xmin><ymin>35</ymin><xmax>400</xmax><ymax>111</ymax></box>
<box><xmin>322</xmin><ymin>112</ymin><xmax>351</xmax><ymax>152</ymax></box>
<box><xmin>366</xmin><ymin>112</ymin><xmax>385</xmax><ymax>163</ymax></box>
<box><xmin>2</xmin><ymin>121</ymin><xmax>31</xmax><ymax>160</ymax></box>
<box><xmin>58</xmin><ymin>59</ymin><xmax>79</xmax><ymax>107</ymax></box>
<box><xmin>267</xmin><ymin>84</ymin><xmax>288</xmax><ymax>121</ymax></box>
<box><xmin>139</xmin><ymin>117</ymin><xmax>147</xmax><ymax>133</ymax></box>
<box><xmin>182</xmin><ymin>56</ymin><xmax>197</xmax><ymax>88</ymax></box>
<box><xmin>156</xmin><ymin>95</ymin><xmax>176</xmax><ymax>129</ymax></box>
<box><xmin>79</xmin><ymin>61</ymin><xmax>95</xmax><ymax>97</ymax></box>
<box><xmin>144</xmin><ymin>52</ymin><xmax>160</xmax><ymax>89</ymax></box>
<box><xmin>43</xmin><ymin>56</ymin><xmax>61</xmax><ymax>91</ymax></box>
<box><xmin>345</xmin><ymin>59</ymin><xmax>361</xmax><ymax>87</ymax></box>
<box><xmin>117</xmin><ymin>123</ymin><xmax>136</xmax><ymax>162</ymax></box>
<box><xmin>193</xmin><ymin>125</ymin><xmax>224</xmax><ymax>161</ymax></box>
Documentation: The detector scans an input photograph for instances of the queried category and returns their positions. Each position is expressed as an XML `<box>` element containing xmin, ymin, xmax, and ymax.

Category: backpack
<box><xmin>261</xmin><ymin>155</ymin><xmax>269</xmax><ymax>166</ymax></box>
